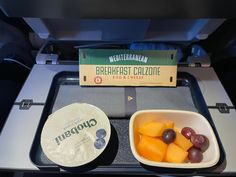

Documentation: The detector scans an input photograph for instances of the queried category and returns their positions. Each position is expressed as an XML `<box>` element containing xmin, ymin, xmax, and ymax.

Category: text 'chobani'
<box><xmin>55</xmin><ymin>119</ymin><xmax>97</xmax><ymax>145</ymax></box>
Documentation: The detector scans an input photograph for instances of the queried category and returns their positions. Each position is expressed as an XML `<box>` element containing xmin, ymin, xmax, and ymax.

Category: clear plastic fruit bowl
<box><xmin>129</xmin><ymin>110</ymin><xmax>220</xmax><ymax>168</ymax></box>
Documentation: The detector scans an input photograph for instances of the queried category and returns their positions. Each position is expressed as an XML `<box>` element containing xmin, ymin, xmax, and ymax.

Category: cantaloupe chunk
<box><xmin>139</xmin><ymin>122</ymin><xmax>166</xmax><ymax>137</ymax></box>
<box><xmin>174</xmin><ymin>131</ymin><xmax>193</xmax><ymax>151</ymax></box>
<box><xmin>164</xmin><ymin>143</ymin><xmax>188</xmax><ymax>163</ymax></box>
<box><xmin>137</xmin><ymin>135</ymin><xmax>167</xmax><ymax>162</ymax></box>
<box><xmin>165</xmin><ymin>121</ymin><xmax>174</xmax><ymax>129</ymax></box>
<box><xmin>173</xmin><ymin>127</ymin><xmax>180</xmax><ymax>133</ymax></box>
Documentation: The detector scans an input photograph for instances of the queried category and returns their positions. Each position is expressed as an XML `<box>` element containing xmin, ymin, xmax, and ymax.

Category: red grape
<box><xmin>188</xmin><ymin>147</ymin><xmax>203</xmax><ymax>163</ymax></box>
<box><xmin>200</xmin><ymin>135</ymin><xmax>209</xmax><ymax>152</ymax></box>
<box><xmin>162</xmin><ymin>129</ymin><xmax>176</xmax><ymax>144</ymax></box>
<box><xmin>181</xmin><ymin>127</ymin><xmax>196</xmax><ymax>139</ymax></box>
<box><xmin>191</xmin><ymin>134</ymin><xmax>209</xmax><ymax>152</ymax></box>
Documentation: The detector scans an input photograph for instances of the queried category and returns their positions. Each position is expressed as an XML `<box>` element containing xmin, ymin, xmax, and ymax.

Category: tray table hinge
<box><xmin>208</xmin><ymin>103</ymin><xmax>235</xmax><ymax>113</ymax></box>
<box><xmin>36</xmin><ymin>53</ymin><xmax>58</xmax><ymax>65</ymax></box>
<box><xmin>185</xmin><ymin>45</ymin><xmax>211</xmax><ymax>67</ymax></box>
<box><xmin>187</xmin><ymin>56</ymin><xmax>211</xmax><ymax>68</ymax></box>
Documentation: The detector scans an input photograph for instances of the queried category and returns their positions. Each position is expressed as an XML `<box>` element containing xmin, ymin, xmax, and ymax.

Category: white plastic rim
<box><xmin>41</xmin><ymin>103</ymin><xmax>111</xmax><ymax>167</ymax></box>
<box><xmin>129</xmin><ymin>110</ymin><xmax>220</xmax><ymax>169</ymax></box>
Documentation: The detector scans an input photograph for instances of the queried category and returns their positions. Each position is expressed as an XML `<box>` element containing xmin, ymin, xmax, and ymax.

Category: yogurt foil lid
<box><xmin>40</xmin><ymin>103</ymin><xmax>111</xmax><ymax>167</ymax></box>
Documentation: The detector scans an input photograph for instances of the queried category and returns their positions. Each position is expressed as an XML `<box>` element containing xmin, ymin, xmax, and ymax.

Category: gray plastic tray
<box><xmin>30</xmin><ymin>72</ymin><xmax>225</xmax><ymax>175</ymax></box>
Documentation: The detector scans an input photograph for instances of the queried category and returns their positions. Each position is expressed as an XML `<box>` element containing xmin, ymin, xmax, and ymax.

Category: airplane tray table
<box><xmin>30</xmin><ymin>71</ymin><xmax>225</xmax><ymax>175</ymax></box>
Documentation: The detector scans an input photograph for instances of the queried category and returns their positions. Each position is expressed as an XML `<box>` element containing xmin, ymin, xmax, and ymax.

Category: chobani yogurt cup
<box><xmin>40</xmin><ymin>103</ymin><xmax>111</xmax><ymax>167</ymax></box>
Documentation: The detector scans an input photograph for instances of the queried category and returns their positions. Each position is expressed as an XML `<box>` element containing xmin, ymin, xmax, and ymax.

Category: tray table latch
<box><xmin>19</xmin><ymin>99</ymin><xmax>33</xmax><ymax>110</ymax></box>
<box><xmin>215</xmin><ymin>103</ymin><xmax>232</xmax><ymax>113</ymax></box>
<box><xmin>14</xmin><ymin>99</ymin><xmax>45</xmax><ymax>110</ymax></box>
<box><xmin>208</xmin><ymin>103</ymin><xmax>235</xmax><ymax>113</ymax></box>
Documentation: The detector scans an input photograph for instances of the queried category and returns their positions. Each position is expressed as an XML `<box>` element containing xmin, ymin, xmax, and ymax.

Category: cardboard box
<box><xmin>79</xmin><ymin>49</ymin><xmax>177</xmax><ymax>86</ymax></box>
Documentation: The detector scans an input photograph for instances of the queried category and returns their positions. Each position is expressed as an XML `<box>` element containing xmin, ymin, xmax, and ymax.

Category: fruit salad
<box><xmin>137</xmin><ymin>121</ymin><xmax>209</xmax><ymax>163</ymax></box>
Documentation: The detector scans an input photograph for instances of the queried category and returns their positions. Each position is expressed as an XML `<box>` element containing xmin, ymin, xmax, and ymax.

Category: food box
<box><xmin>79</xmin><ymin>49</ymin><xmax>177</xmax><ymax>86</ymax></box>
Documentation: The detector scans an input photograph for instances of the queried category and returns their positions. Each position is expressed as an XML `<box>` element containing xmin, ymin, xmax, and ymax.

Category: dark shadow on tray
<box><xmin>214</xmin><ymin>158</ymin><xmax>227</xmax><ymax>173</ymax></box>
<box><xmin>140</xmin><ymin>163</ymin><xmax>195</xmax><ymax>175</ymax></box>
<box><xmin>61</xmin><ymin>124</ymin><xmax>119</xmax><ymax>173</ymax></box>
